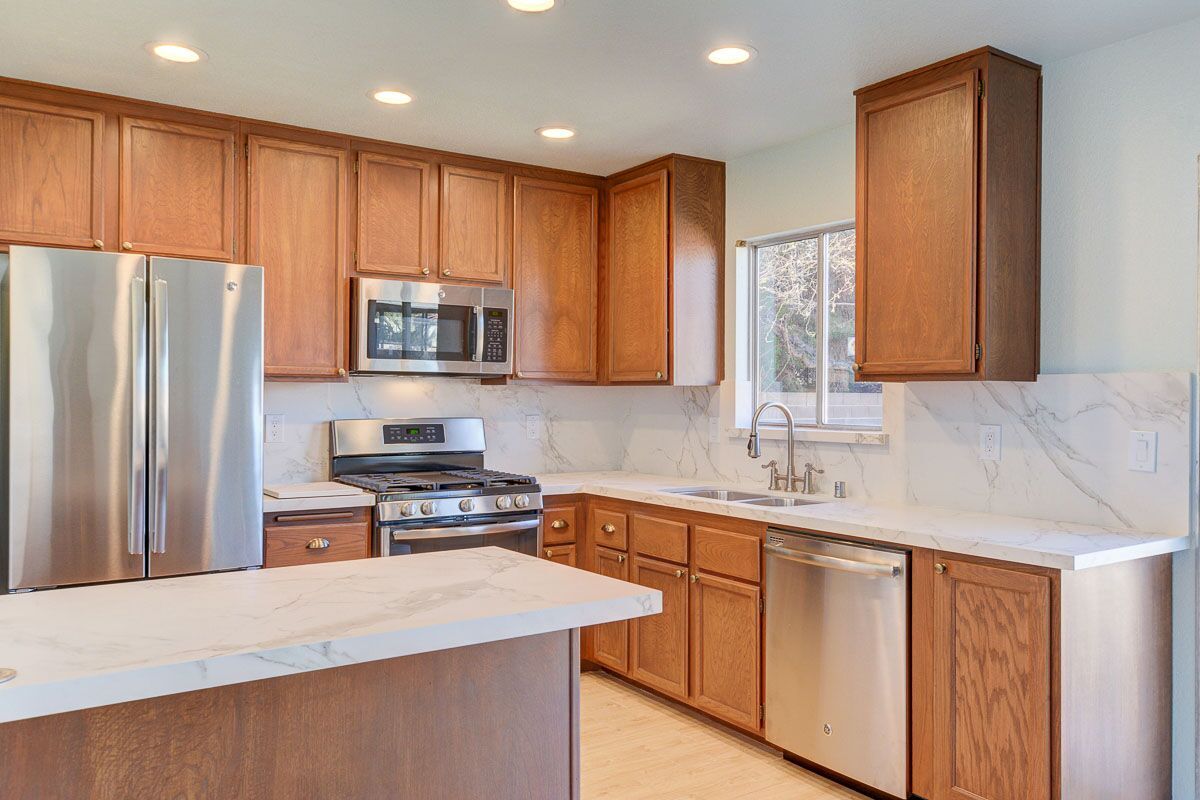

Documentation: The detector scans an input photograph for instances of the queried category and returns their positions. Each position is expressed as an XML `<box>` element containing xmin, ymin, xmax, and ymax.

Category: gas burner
<box><xmin>335</xmin><ymin>468</ymin><xmax>537</xmax><ymax>495</ymax></box>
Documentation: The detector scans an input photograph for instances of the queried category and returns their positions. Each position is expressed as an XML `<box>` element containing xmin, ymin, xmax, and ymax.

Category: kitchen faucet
<box><xmin>747</xmin><ymin>401</ymin><xmax>801</xmax><ymax>492</ymax></box>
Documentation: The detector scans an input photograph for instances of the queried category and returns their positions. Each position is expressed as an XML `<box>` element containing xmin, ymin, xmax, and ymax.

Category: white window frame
<box><xmin>746</xmin><ymin>219</ymin><xmax>881</xmax><ymax>431</ymax></box>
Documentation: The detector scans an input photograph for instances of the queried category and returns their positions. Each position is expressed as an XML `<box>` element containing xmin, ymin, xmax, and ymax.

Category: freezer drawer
<box><xmin>764</xmin><ymin>529</ymin><xmax>908</xmax><ymax>798</ymax></box>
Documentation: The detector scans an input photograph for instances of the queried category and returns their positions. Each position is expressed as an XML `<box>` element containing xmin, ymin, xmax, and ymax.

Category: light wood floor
<box><xmin>580</xmin><ymin>672</ymin><xmax>868</xmax><ymax>800</ymax></box>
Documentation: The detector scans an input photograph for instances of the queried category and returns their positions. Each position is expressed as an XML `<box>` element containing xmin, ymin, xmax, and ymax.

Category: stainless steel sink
<box><xmin>735</xmin><ymin>496</ymin><xmax>822</xmax><ymax>507</ymax></box>
<box><xmin>663</xmin><ymin>487</ymin><xmax>771</xmax><ymax>502</ymax></box>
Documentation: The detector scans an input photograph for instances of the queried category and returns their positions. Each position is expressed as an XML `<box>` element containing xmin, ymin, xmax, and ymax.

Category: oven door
<box><xmin>380</xmin><ymin>515</ymin><xmax>542</xmax><ymax>557</ymax></box>
<box><xmin>352</xmin><ymin>277</ymin><xmax>512</xmax><ymax>375</ymax></box>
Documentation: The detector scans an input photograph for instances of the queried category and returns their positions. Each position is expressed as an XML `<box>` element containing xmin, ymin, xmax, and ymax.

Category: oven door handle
<box><xmin>389</xmin><ymin>518</ymin><xmax>540</xmax><ymax>541</ymax></box>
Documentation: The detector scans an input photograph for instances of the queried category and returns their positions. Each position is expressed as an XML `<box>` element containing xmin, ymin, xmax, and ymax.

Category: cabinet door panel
<box><xmin>247</xmin><ymin>135</ymin><xmax>348</xmax><ymax>379</ymax></box>
<box><xmin>542</xmin><ymin>544</ymin><xmax>576</xmax><ymax>567</ymax></box>
<box><xmin>439</xmin><ymin>164</ymin><xmax>505</xmax><ymax>283</ymax></box>
<box><xmin>0</xmin><ymin>95</ymin><xmax>104</xmax><ymax>248</ymax></box>
<box><xmin>356</xmin><ymin>151</ymin><xmax>430</xmax><ymax>277</ymax></box>
<box><xmin>542</xmin><ymin>502</ymin><xmax>579</xmax><ymax>546</ymax></box>
<box><xmin>120</xmin><ymin>116</ymin><xmax>236</xmax><ymax>259</ymax></box>
<box><xmin>512</xmin><ymin>177</ymin><xmax>597</xmax><ymax>380</ymax></box>
<box><xmin>857</xmin><ymin>69</ymin><xmax>978</xmax><ymax>377</ymax></box>
<box><xmin>630</xmin><ymin>555</ymin><xmax>688</xmax><ymax>699</ymax></box>
<box><xmin>607</xmin><ymin>169</ymin><xmax>668</xmax><ymax>382</ymax></box>
<box><xmin>932</xmin><ymin>557</ymin><xmax>1052</xmax><ymax>800</ymax></box>
<box><xmin>691</xmin><ymin>572</ymin><xmax>760</xmax><ymax>731</ymax></box>
<box><xmin>263</xmin><ymin>521</ymin><xmax>370</xmax><ymax>568</ymax></box>
<box><xmin>591</xmin><ymin>547</ymin><xmax>629</xmax><ymax>673</ymax></box>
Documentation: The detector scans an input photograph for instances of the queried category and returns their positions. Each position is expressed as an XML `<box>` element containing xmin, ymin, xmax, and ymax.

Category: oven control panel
<box><xmin>383</xmin><ymin>423</ymin><xmax>445</xmax><ymax>445</ymax></box>
<box><xmin>482</xmin><ymin>308</ymin><xmax>508</xmax><ymax>363</ymax></box>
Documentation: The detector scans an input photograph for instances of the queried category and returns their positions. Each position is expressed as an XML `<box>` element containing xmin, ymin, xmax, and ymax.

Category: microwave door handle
<box><xmin>471</xmin><ymin>305</ymin><xmax>484</xmax><ymax>362</ymax></box>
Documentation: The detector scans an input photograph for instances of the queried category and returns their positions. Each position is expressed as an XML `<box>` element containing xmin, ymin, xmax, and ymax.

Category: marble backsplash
<box><xmin>266</xmin><ymin>371</ymin><xmax>1193</xmax><ymax>535</ymax></box>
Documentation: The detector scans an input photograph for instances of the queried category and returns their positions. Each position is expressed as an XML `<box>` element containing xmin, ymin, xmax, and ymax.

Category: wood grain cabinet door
<box><xmin>119</xmin><ymin>117</ymin><xmax>237</xmax><ymax>260</ymax></box>
<box><xmin>439</xmin><ymin>164</ymin><xmax>506</xmax><ymax>283</ymax></box>
<box><xmin>931</xmin><ymin>556</ymin><xmax>1052</xmax><ymax>800</ymax></box>
<box><xmin>856</xmin><ymin>68</ymin><xmax>979</xmax><ymax>378</ymax></box>
<box><xmin>690</xmin><ymin>572</ymin><xmax>760</xmax><ymax>731</ymax></box>
<box><xmin>247</xmin><ymin>135</ymin><xmax>349</xmax><ymax>379</ymax></box>
<box><xmin>542</xmin><ymin>544</ymin><xmax>576</xmax><ymax>567</ymax></box>
<box><xmin>356</xmin><ymin>151</ymin><xmax>431</xmax><ymax>277</ymax></box>
<box><xmin>592</xmin><ymin>546</ymin><xmax>630</xmax><ymax>673</ymax></box>
<box><xmin>0</xmin><ymin>95</ymin><xmax>104</xmax><ymax>249</ymax></box>
<box><xmin>512</xmin><ymin>177</ymin><xmax>598</xmax><ymax>381</ymax></box>
<box><xmin>630</xmin><ymin>554</ymin><xmax>689</xmax><ymax>699</ymax></box>
<box><xmin>606</xmin><ymin>169</ymin><xmax>669</xmax><ymax>382</ymax></box>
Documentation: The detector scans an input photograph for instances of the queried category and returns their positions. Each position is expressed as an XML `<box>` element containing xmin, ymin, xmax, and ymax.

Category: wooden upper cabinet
<box><xmin>931</xmin><ymin>556</ymin><xmax>1052</xmax><ymax>800</ymax></box>
<box><xmin>356</xmin><ymin>151</ymin><xmax>432</xmax><ymax>278</ymax></box>
<box><xmin>607</xmin><ymin>169</ymin><xmax>669</xmax><ymax>382</ymax></box>
<box><xmin>690</xmin><ymin>572</ymin><xmax>761</xmax><ymax>731</ymax></box>
<box><xmin>512</xmin><ymin>177</ymin><xmax>598</xmax><ymax>381</ymax></box>
<box><xmin>247</xmin><ymin>135</ymin><xmax>349</xmax><ymax>380</ymax></box>
<box><xmin>439</xmin><ymin>164</ymin><xmax>506</xmax><ymax>283</ymax></box>
<box><xmin>630</xmin><ymin>554</ymin><xmax>689</xmax><ymax>699</ymax></box>
<box><xmin>119</xmin><ymin>116</ymin><xmax>236</xmax><ymax>260</ymax></box>
<box><xmin>855</xmin><ymin>47</ymin><xmax>1041</xmax><ymax>382</ymax></box>
<box><xmin>0</xmin><ymin>95</ymin><xmax>104</xmax><ymax>249</ymax></box>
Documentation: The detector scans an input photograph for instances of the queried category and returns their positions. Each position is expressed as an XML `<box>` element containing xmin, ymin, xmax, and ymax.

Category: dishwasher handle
<box><xmin>765</xmin><ymin>542</ymin><xmax>901</xmax><ymax>579</ymax></box>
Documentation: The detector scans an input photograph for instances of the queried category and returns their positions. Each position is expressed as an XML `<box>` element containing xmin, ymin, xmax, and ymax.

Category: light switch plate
<box><xmin>708</xmin><ymin>417</ymin><xmax>721</xmax><ymax>444</ymax></box>
<box><xmin>979</xmin><ymin>424</ymin><xmax>1001</xmax><ymax>462</ymax></box>
<box><xmin>265</xmin><ymin>414</ymin><xmax>285</xmax><ymax>444</ymax></box>
<box><xmin>525</xmin><ymin>414</ymin><xmax>542</xmax><ymax>441</ymax></box>
<box><xmin>1129</xmin><ymin>430</ymin><xmax>1158</xmax><ymax>472</ymax></box>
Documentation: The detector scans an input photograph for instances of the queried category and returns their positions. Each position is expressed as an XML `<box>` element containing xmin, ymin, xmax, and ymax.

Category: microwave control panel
<box><xmin>483</xmin><ymin>308</ymin><xmax>508</xmax><ymax>363</ymax></box>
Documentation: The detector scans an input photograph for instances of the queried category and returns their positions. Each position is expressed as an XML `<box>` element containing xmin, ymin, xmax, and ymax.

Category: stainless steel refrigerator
<box><xmin>1</xmin><ymin>245</ymin><xmax>264</xmax><ymax>591</ymax></box>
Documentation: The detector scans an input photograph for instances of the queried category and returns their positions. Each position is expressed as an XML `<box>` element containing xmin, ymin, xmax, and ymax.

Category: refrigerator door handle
<box><xmin>129</xmin><ymin>276</ymin><xmax>147</xmax><ymax>555</ymax></box>
<box><xmin>150</xmin><ymin>278</ymin><xmax>169</xmax><ymax>554</ymax></box>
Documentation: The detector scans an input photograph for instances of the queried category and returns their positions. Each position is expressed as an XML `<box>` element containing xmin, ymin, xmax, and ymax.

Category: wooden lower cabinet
<box><xmin>542</xmin><ymin>544</ymin><xmax>576</xmax><ymax>566</ymax></box>
<box><xmin>592</xmin><ymin>546</ymin><xmax>630</xmax><ymax>672</ymax></box>
<box><xmin>629</xmin><ymin>557</ymin><xmax>690</xmax><ymax>700</ymax></box>
<box><xmin>690</xmin><ymin>572</ymin><xmax>761</xmax><ymax>731</ymax></box>
<box><xmin>262</xmin><ymin>507</ymin><xmax>371</xmax><ymax>568</ymax></box>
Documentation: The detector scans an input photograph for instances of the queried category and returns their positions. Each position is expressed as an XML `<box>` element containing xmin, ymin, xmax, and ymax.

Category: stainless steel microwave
<box><xmin>351</xmin><ymin>278</ymin><xmax>513</xmax><ymax>376</ymax></box>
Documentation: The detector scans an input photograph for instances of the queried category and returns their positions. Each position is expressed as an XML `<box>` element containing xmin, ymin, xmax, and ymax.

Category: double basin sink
<box><xmin>661</xmin><ymin>487</ymin><xmax>820</xmax><ymax>508</ymax></box>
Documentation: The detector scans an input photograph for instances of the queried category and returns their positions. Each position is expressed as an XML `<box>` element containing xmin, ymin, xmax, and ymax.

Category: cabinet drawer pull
<box><xmin>600</xmin><ymin>523</ymin><xmax>616</xmax><ymax>534</ymax></box>
<box><xmin>544</xmin><ymin>548</ymin><xmax>553</xmax><ymax>558</ymax></box>
<box><xmin>306</xmin><ymin>537</ymin><xmax>331</xmax><ymax>550</ymax></box>
<box><xmin>273</xmin><ymin>511</ymin><xmax>356</xmax><ymax>523</ymax></box>
<box><xmin>617</xmin><ymin>554</ymin><xmax>625</xmax><ymax>563</ymax></box>
<box><xmin>122</xmin><ymin>241</ymin><xmax>133</xmax><ymax>250</ymax></box>
<box><xmin>674</xmin><ymin>568</ymin><xmax>685</xmax><ymax>578</ymax></box>
<box><xmin>655</xmin><ymin>370</ymin><xmax>664</xmax><ymax>380</ymax></box>
<box><xmin>442</xmin><ymin>268</ymin><xmax>452</xmax><ymax>277</ymax></box>
<box><xmin>550</xmin><ymin>519</ymin><xmax>569</xmax><ymax>530</ymax></box>
<box><xmin>934</xmin><ymin>562</ymin><xmax>947</xmax><ymax>574</ymax></box>
<box><xmin>690</xmin><ymin>574</ymin><xmax>699</xmax><ymax>583</ymax></box>
<box><xmin>93</xmin><ymin>239</ymin><xmax>104</xmax><ymax>249</ymax></box>
<box><xmin>421</xmin><ymin>267</ymin><xmax>430</xmax><ymax>276</ymax></box>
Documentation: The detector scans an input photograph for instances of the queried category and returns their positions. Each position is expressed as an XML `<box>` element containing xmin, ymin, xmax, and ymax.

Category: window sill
<box><xmin>726</xmin><ymin>426</ymin><xmax>889</xmax><ymax>446</ymax></box>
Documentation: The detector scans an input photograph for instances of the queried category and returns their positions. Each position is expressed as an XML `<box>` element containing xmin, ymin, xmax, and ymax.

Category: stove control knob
<box><xmin>514</xmin><ymin>494</ymin><xmax>530</xmax><ymax>509</ymax></box>
<box><xmin>400</xmin><ymin>501</ymin><xmax>417</xmax><ymax>517</ymax></box>
<box><xmin>420</xmin><ymin>501</ymin><xmax>436</xmax><ymax>516</ymax></box>
<box><xmin>495</xmin><ymin>495</ymin><xmax>513</xmax><ymax>511</ymax></box>
<box><xmin>459</xmin><ymin>498</ymin><xmax>475</xmax><ymax>513</ymax></box>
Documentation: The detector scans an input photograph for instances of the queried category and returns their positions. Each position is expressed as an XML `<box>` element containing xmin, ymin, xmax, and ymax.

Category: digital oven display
<box><xmin>383</xmin><ymin>424</ymin><xmax>446</xmax><ymax>445</ymax></box>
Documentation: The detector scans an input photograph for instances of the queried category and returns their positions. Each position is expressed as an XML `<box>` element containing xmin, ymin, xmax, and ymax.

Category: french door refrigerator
<box><xmin>1</xmin><ymin>245</ymin><xmax>264</xmax><ymax>591</ymax></box>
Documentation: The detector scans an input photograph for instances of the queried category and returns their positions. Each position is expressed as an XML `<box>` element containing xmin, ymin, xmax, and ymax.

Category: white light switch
<box><xmin>265</xmin><ymin>414</ymin><xmax>285</xmax><ymax>444</ymax></box>
<box><xmin>1129</xmin><ymin>430</ymin><xmax>1158</xmax><ymax>473</ymax></box>
<box><xmin>708</xmin><ymin>417</ymin><xmax>721</xmax><ymax>444</ymax></box>
<box><xmin>979</xmin><ymin>425</ymin><xmax>1001</xmax><ymax>462</ymax></box>
<box><xmin>525</xmin><ymin>414</ymin><xmax>542</xmax><ymax>441</ymax></box>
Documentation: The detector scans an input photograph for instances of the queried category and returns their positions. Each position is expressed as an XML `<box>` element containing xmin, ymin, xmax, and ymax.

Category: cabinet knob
<box><xmin>338</xmin><ymin>368</ymin><xmax>347</xmax><ymax>377</ymax></box>
<box><xmin>121</xmin><ymin>241</ymin><xmax>133</xmax><ymax>251</ymax></box>
<box><xmin>544</xmin><ymin>549</ymin><xmax>553</xmax><ymax>558</ymax></box>
<box><xmin>674</xmin><ymin>568</ymin><xmax>685</xmax><ymax>579</ymax></box>
<box><xmin>600</xmin><ymin>523</ymin><xmax>615</xmax><ymax>534</ymax></box>
<box><xmin>853</xmin><ymin>363</ymin><xmax>862</xmax><ymax>372</ymax></box>
<box><xmin>617</xmin><ymin>554</ymin><xmax>625</xmax><ymax>563</ymax></box>
<box><xmin>306</xmin><ymin>537</ymin><xmax>331</xmax><ymax>550</ymax></box>
<box><xmin>655</xmin><ymin>371</ymin><xmax>664</xmax><ymax>380</ymax></box>
<box><xmin>550</xmin><ymin>519</ymin><xmax>569</xmax><ymax>530</ymax></box>
<box><xmin>93</xmin><ymin>239</ymin><xmax>104</xmax><ymax>249</ymax></box>
<box><xmin>421</xmin><ymin>267</ymin><xmax>430</xmax><ymax>276</ymax></box>
<box><xmin>934</xmin><ymin>563</ymin><xmax>947</xmax><ymax>574</ymax></box>
<box><xmin>690</xmin><ymin>574</ymin><xmax>699</xmax><ymax>583</ymax></box>
<box><xmin>442</xmin><ymin>268</ymin><xmax>452</xmax><ymax>277</ymax></box>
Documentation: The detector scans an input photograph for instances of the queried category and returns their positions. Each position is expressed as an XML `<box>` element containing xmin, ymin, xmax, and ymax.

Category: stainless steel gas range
<box><xmin>329</xmin><ymin>417</ymin><xmax>542</xmax><ymax>557</ymax></box>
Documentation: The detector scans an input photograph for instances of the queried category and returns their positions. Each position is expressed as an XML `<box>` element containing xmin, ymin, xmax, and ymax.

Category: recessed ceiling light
<box><xmin>148</xmin><ymin>42</ymin><xmax>206</xmax><ymax>63</ymax></box>
<box><xmin>507</xmin><ymin>0</ymin><xmax>555</xmax><ymax>11</ymax></box>
<box><xmin>372</xmin><ymin>89</ymin><xmax>413</xmax><ymax>106</ymax></box>
<box><xmin>537</xmin><ymin>126</ymin><xmax>575</xmax><ymax>140</ymax></box>
<box><xmin>706</xmin><ymin>45</ymin><xmax>756</xmax><ymax>66</ymax></box>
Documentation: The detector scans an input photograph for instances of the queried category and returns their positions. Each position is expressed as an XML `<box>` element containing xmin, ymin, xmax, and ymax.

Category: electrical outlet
<box><xmin>979</xmin><ymin>424</ymin><xmax>1001</xmax><ymax>461</ymax></box>
<box><xmin>708</xmin><ymin>417</ymin><xmax>721</xmax><ymax>444</ymax></box>
<box><xmin>525</xmin><ymin>414</ymin><xmax>542</xmax><ymax>441</ymax></box>
<box><xmin>1129</xmin><ymin>430</ymin><xmax>1158</xmax><ymax>473</ymax></box>
<box><xmin>265</xmin><ymin>414</ymin><xmax>285</xmax><ymax>444</ymax></box>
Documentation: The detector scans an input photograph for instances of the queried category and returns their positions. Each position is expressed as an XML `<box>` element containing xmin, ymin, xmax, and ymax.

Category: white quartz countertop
<box><xmin>538</xmin><ymin>472</ymin><xmax>1190</xmax><ymax>571</ymax></box>
<box><xmin>262</xmin><ymin>484</ymin><xmax>374</xmax><ymax>513</ymax></box>
<box><xmin>0</xmin><ymin>548</ymin><xmax>659</xmax><ymax>723</ymax></box>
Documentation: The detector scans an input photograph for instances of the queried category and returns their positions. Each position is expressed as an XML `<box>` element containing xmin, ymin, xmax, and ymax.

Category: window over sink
<box><xmin>747</xmin><ymin>223</ymin><xmax>882</xmax><ymax>429</ymax></box>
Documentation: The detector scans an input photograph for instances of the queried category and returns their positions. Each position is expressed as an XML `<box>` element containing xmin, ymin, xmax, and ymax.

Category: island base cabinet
<box><xmin>0</xmin><ymin>630</ymin><xmax>581</xmax><ymax>800</ymax></box>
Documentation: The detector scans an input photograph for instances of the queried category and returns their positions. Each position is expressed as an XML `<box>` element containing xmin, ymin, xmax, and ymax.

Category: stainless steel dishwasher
<box><xmin>764</xmin><ymin>529</ymin><xmax>908</xmax><ymax>799</ymax></box>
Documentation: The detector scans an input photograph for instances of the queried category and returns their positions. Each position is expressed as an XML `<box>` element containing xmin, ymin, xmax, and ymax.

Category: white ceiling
<box><xmin>2</xmin><ymin>0</ymin><xmax>1197</xmax><ymax>174</ymax></box>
